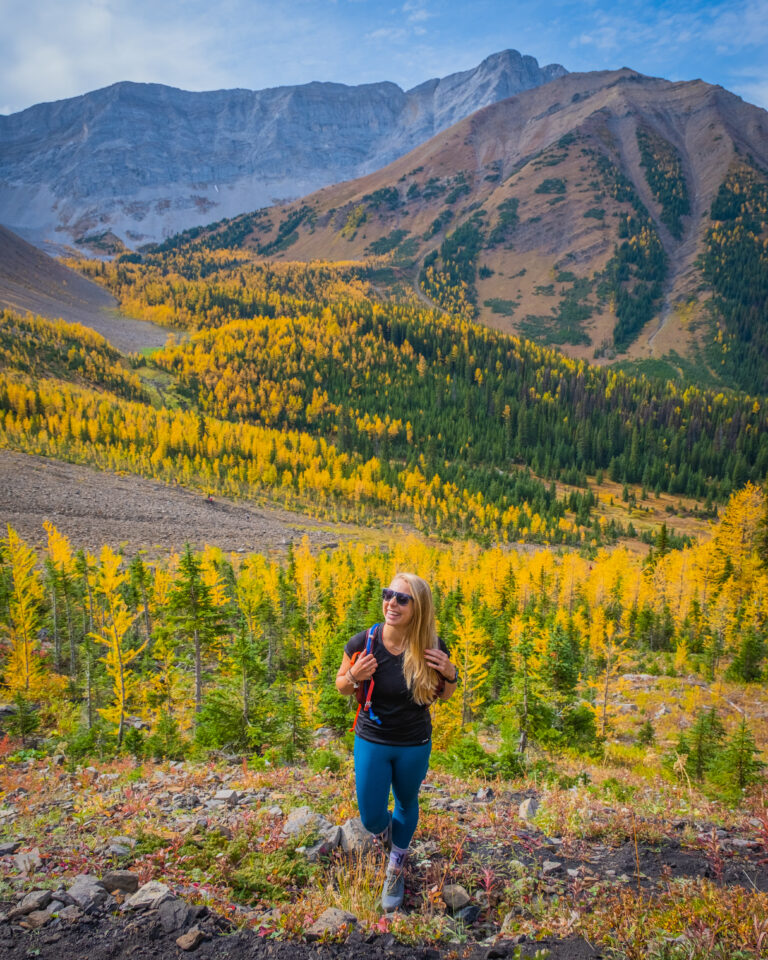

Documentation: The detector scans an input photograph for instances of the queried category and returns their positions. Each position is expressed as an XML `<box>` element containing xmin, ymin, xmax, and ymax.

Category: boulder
<box><xmin>303</xmin><ymin>825</ymin><xmax>342</xmax><ymax>861</ymax></box>
<box><xmin>213</xmin><ymin>789</ymin><xmax>240</xmax><ymax>806</ymax></box>
<box><xmin>67</xmin><ymin>875</ymin><xmax>108</xmax><ymax>911</ymax></box>
<box><xmin>20</xmin><ymin>910</ymin><xmax>51</xmax><ymax>930</ymax></box>
<box><xmin>518</xmin><ymin>798</ymin><xmax>539</xmax><ymax>820</ymax></box>
<box><xmin>282</xmin><ymin>806</ymin><xmax>333</xmax><ymax>838</ymax></box>
<box><xmin>176</xmin><ymin>925</ymin><xmax>207</xmax><ymax>951</ymax></box>
<box><xmin>57</xmin><ymin>905</ymin><xmax>83</xmax><ymax>922</ymax></box>
<box><xmin>542</xmin><ymin>860</ymin><xmax>562</xmax><ymax>873</ymax></box>
<box><xmin>340</xmin><ymin>817</ymin><xmax>374</xmax><ymax>855</ymax></box>
<box><xmin>14</xmin><ymin>847</ymin><xmax>41</xmax><ymax>874</ymax></box>
<box><xmin>454</xmin><ymin>904</ymin><xmax>481</xmax><ymax>924</ymax></box>
<box><xmin>102</xmin><ymin>870</ymin><xmax>140</xmax><ymax>893</ymax></box>
<box><xmin>442</xmin><ymin>884</ymin><xmax>471</xmax><ymax>911</ymax></box>
<box><xmin>305</xmin><ymin>908</ymin><xmax>357</xmax><ymax>941</ymax></box>
<box><xmin>8</xmin><ymin>889</ymin><xmax>52</xmax><ymax>919</ymax></box>
<box><xmin>159</xmin><ymin>898</ymin><xmax>191</xmax><ymax>933</ymax></box>
<box><xmin>122</xmin><ymin>880</ymin><xmax>173</xmax><ymax>912</ymax></box>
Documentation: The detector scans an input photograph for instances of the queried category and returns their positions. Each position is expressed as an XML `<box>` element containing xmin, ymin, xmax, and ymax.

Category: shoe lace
<box><xmin>384</xmin><ymin>870</ymin><xmax>403</xmax><ymax>895</ymax></box>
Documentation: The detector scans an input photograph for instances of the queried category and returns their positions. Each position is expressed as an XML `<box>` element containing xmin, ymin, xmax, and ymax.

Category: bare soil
<box><xmin>0</xmin><ymin>917</ymin><xmax>602</xmax><ymax>960</ymax></box>
<box><xmin>0</xmin><ymin>450</ymin><xmax>382</xmax><ymax>558</ymax></box>
<box><xmin>0</xmin><ymin>225</ymin><xmax>170</xmax><ymax>354</ymax></box>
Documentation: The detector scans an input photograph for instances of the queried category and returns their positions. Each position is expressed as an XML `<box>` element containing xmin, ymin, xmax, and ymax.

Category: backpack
<box><xmin>350</xmin><ymin>623</ymin><xmax>382</xmax><ymax>730</ymax></box>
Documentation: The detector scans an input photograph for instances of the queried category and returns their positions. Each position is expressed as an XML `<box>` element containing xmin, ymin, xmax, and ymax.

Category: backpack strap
<box><xmin>350</xmin><ymin>623</ymin><xmax>382</xmax><ymax>731</ymax></box>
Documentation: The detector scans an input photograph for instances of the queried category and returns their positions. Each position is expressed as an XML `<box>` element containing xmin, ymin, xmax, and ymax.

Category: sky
<box><xmin>2</xmin><ymin>0</ymin><xmax>767</xmax><ymax>115</ymax></box>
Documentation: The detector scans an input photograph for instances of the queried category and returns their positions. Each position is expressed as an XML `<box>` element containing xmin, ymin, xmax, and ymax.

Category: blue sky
<box><xmin>2</xmin><ymin>0</ymin><xmax>767</xmax><ymax>115</ymax></box>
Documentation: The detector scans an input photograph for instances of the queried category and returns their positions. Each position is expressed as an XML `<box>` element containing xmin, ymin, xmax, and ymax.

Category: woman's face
<box><xmin>383</xmin><ymin>576</ymin><xmax>416</xmax><ymax>631</ymax></box>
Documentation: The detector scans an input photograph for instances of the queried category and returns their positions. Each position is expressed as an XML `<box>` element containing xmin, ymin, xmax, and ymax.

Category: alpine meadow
<box><xmin>1</xmin><ymin>39</ymin><xmax>768</xmax><ymax>960</ymax></box>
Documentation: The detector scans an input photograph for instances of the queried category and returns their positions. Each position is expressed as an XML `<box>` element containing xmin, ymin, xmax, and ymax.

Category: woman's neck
<box><xmin>382</xmin><ymin>622</ymin><xmax>409</xmax><ymax>652</ymax></box>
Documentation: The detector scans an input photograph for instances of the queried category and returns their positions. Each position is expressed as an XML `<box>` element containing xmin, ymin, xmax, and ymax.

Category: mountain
<box><xmin>179</xmin><ymin>68</ymin><xmax>768</xmax><ymax>390</ymax></box>
<box><xmin>0</xmin><ymin>50</ymin><xmax>566</xmax><ymax>248</ymax></box>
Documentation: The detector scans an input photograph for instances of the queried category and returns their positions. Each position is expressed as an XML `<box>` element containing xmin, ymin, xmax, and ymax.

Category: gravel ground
<box><xmin>0</xmin><ymin>450</ymin><xmax>371</xmax><ymax>558</ymax></box>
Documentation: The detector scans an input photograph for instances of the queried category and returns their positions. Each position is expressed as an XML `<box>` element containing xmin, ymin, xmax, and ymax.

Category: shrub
<box><xmin>308</xmin><ymin>747</ymin><xmax>344</xmax><ymax>775</ymax></box>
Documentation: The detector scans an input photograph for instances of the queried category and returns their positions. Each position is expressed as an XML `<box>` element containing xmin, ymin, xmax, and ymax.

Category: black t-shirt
<box><xmin>345</xmin><ymin>626</ymin><xmax>450</xmax><ymax>746</ymax></box>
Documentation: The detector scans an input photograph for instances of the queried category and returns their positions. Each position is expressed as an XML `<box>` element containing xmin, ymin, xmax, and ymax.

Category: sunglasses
<box><xmin>382</xmin><ymin>587</ymin><xmax>413</xmax><ymax>606</ymax></box>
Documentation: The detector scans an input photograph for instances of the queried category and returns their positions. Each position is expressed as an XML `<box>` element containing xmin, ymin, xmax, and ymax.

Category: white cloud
<box><xmin>402</xmin><ymin>0</ymin><xmax>432</xmax><ymax>23</ymax></box>
<box><xmin>366</xmin><ymin>26</ymin><xmax>409</xmax><ymax>41</ymax></box>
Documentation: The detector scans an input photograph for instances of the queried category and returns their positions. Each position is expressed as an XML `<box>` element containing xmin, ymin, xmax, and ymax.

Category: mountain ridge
<box><xmin>174</xmin><ymin>68</ymin><xmax>768</xmax><ymax>388</ymax></box>
<box><xmin>0</xmin><ymin>49</ymin><xmax>566</xmax><ymax>247</ymax></box>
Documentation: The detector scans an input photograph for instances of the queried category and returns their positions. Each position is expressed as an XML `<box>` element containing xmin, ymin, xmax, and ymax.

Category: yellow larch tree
<box><xmin>91</xmin><ymin>545</ymin><xmax>145</xmax><ymax>746</ymax></box>
<box><xmin>2</xmin><ymin>526</ymin><xmax>45</xmax><ymax>699</ymax></box>
<box><xmin>44</xmin><ymin>520</ymin><xmax>78</xmax><ymax>676</ymax></box>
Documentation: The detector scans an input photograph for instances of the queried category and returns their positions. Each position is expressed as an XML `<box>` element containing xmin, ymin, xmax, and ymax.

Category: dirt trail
<box><xmin>0</xmin><ymin>450</ymin><xmax>378</xmax><ymax>558</ymax></box>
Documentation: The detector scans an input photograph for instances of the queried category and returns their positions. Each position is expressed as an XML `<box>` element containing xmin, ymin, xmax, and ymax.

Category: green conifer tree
<box><xmin>707</xmin><ymin>717</ymin><xmax>765</xmax><ymax>802</ymax></box>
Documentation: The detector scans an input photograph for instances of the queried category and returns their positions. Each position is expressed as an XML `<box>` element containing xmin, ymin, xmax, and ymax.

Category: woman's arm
<box><xmin>423</xmin><ymin>647</ymin><xmax>458</xmax><ymax>700</ymax></box>
<box><xmin>335</xmin><ymin>650</ymin><xmax>378</xmax><ymax>695</ymax></box>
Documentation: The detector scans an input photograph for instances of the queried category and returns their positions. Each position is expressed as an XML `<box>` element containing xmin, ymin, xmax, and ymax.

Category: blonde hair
<box><xmin>389</xmin><ymin>572</ymin><xmax>441</xmax><ymax>706</ymax></box>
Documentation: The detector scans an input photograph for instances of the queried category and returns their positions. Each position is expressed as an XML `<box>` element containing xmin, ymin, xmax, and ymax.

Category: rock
<box><xmin>305</xmin><ymin>907</ymin><xmax>357</xmax><ymax>941</ymax></box>
<box><xmin>542</xmin><ymin>860</ymin><xmax>562</xmax><ymax>873</ymax></box>
<box><xmin>110</xmin><ymin>835</ymin><xmax>137</xmax><ymax>849</ymax></box>
<box><xmin>266</xmin><ymin>805</ymin><xmax>282</xmax><ymax>816</ymax></box>
<box><xmin>159</xmin><ymin>898</ymin><xmax>191</xmax><ymax>933</ymax></box>
<box><xmin>14</xmin><ymin>847</ymin><xmax>41</xmax><ymax>874</ymax></box>
<box><xmin>20</xmin><ymin>910</ymin><xmax>51</xmax><ymax>930</ymax></box>
<box><xmin>282</xmin><ymin>806</ymin><xmax>333</xmax><ymax>838</ymax></box>
<box><xmin>102</xmin><ymin>870</ymin><xmax>140</xmax><ymax>893</ymax></box>
<box><xmin>454</xmin><ymin>904</ymin><xmax>481</xmax><ymax>923</ymax></box>
<box><xmin>57</xmin><ymin>905</ymin><xmax>83</xmax><ymax>922</ymax></box>
<box><xmin>67</xmin><ymin>875</ymin><xmax>109</xmax><ymax>911</ymax></box>
<box><xmin>304</xmin><ymin>825</ymin><xmax>342</xmax><ymax>861</ymax></box>
<box><xmin>0</xmin><ymin>841</ymin><xmax>21</xmax><ymax>855</ymax></box>
<box><xmin>313</xmin><ymin>727</ymin><xmax>336</xmax><ymax>740</ymax></box>
<box><xmin>107</xmin><ymin>843</ymin><xmax>132</xmax><ymax>857</ymax></box>
<box><xmin>567</xmin><ymin>868</ymin><xmax>580</xmax><ymax>878</ymax></box>
<box><xmin>518</xmin><ymin>798</ymin><xmax>539</xmax><ymax>820</ymax></box>
<box><xmin>340</xmin><ymin>817</ymin><xmax>374</xmax><ymax>855</ymax></box>
<box><xmin>122</xmin><ymin>880</ymin><xmax>173</xmax><ymax>911</ymax></box>
<box><xmin>7</xmin><ymin>889</ymin><xmax>52</xmax><ymax>920</ymax></box>
<box><xmin>176</xmin><ymin>925</ymin><xmax>207</xmax><ymax>951</ymax></box>
<box><xmin>213</xmin><ymin>789</ymin><xmax>240</xmax><ymax>806</ymax></box>
<box><xmin>442</xmin><ymin>883</ymin><xmax>471</xmax><ymax>911</ymax></box>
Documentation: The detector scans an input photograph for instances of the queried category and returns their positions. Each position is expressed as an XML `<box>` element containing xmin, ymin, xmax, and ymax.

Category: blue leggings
<box><xmin>353</xmin><ymin>735</ymin><xmax>432</xmax><ymax>849</ymax></box>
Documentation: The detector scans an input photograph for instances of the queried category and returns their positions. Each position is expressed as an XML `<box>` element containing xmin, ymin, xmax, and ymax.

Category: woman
<box><xmin>336</xmin><ymin>572</ymin><xmax>458</xmax><ymax>911</ymax></box>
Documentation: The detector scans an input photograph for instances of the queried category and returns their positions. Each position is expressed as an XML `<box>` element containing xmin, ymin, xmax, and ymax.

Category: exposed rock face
<box><xmin>0</xmin><ymin>50</ymin><xmax>566</xmax><ymax>246</ymax></box>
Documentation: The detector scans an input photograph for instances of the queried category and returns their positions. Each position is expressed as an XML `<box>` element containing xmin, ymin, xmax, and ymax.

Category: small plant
<box><xmin>307</xmin><ymin>747</ymin><xmax>343</xmax><ymax>775</ymax></box>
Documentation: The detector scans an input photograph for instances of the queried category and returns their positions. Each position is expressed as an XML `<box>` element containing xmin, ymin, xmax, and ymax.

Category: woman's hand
<box><xmin>424</xmin><ymin>647</ymin><xmax>456</xmax><ymax>682</ymax></box>
<box><xmin>350</xmin><ymin>652</ymin><xmax>378</xmax><ymax>682</ymax></box>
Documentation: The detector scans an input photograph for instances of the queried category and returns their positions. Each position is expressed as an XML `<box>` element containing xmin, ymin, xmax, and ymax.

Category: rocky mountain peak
<box><xmin>0</xmin><ymin>50</ymin><xmax>566</xmax><ymax>247</ymax></box>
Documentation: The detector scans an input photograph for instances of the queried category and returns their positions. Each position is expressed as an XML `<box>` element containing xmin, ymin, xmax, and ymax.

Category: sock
<box><xmin>388</xmin><ymin>844</ymin><xmax>408</xmax><ymax>873</ymax></box>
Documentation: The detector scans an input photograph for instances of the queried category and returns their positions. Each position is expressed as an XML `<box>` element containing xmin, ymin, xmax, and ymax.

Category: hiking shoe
<box><xmin>381</xmin><ymin>868</ymin><xmax>405</xmax><ymax>912</ymax></box>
